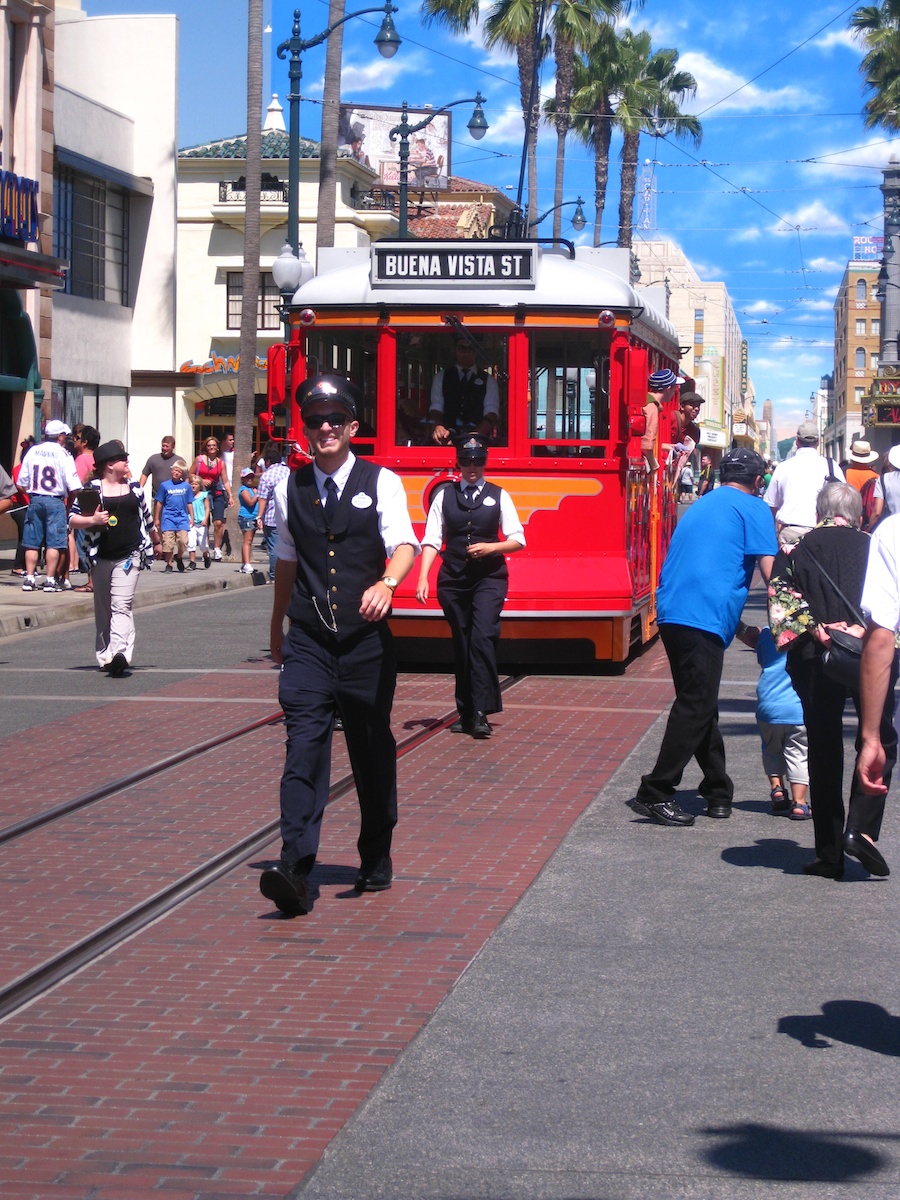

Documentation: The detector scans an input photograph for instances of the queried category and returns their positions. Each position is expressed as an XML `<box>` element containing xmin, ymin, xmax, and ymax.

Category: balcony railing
<box><xmin>219</xmin><ymin>176</ymin><xmax>288</xmax><ymax>204</ymax></box>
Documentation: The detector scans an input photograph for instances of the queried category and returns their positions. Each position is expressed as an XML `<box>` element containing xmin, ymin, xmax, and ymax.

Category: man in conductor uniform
<box><xmin>429</xmin><ymin>337</ymin><xmax>499</xmax><ymax>444</ymax></box>
<box><xmin>260</xmin><ymin>375</ymin><xmax>420</xmax><ymax>916</ymax></box>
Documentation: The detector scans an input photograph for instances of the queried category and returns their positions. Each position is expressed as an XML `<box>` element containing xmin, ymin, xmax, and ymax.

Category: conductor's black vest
<box><xmin>441</xmin><ymin>368</ymin><xmax>489</xmax><ymax>431</ymax></box>
<box><xmin>440</xmin><ymin>481</ymin><xmax>506</xmax><ymax>578</ymax></box>
<box><xmin>285</xmin><ymin>457</ymin><xmax>386</xmax><ymax>642</ymax></box>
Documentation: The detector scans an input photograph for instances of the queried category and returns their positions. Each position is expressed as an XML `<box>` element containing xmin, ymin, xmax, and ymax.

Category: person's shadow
<box><xmin>699</xmin><ymin>1121</ymin><xmax>889</xmax><ymax>1181</ymax></box>
<box><xmin>778</xmin><ymin>1000</ymin><xmax>900</xmax><ymax>1056</ymax></box>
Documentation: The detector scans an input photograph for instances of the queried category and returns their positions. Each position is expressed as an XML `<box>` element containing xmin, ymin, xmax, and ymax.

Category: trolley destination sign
<box><xmin>371</xmin><ymin>242</ymin><xmax>536</xmax><ymax>288</ymax></box>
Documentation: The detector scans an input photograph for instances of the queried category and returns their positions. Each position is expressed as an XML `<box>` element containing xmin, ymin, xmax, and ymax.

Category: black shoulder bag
<box><xmin>804</xmin><ymin>552</ymin><xmax>866</xmax><ymax>692</ymax></box>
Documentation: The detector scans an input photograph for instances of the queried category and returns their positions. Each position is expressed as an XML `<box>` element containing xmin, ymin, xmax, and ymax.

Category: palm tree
<box><xmin>614</xmin><ymin>32</ymin><xmax>701</xmax><ymax>249</ymax></box>
<box><xmin>564</xmin><ymin>24</ymin><xmax>622</xmax><ymax>246</ymax></box>
<box><xmin>849</xmin><ymin>2</ymin><xmax>900</xmax><ymax>130</ymax></box>
<box><xmin>548</xmin><ymin>0</ymin><xmax>619</xmax><ymax>241</ymax></box>
<box><xmin>234</xmin><ymin>0</ymin><xmax>264</xmax><ymax>558</ymax></box>
<box><xmin>317</xmin><ymin>0</ymin><xmax>347</xmax><ymax>250</ymax></box>
<box><xmin>421</xmin><ymin>0</ymin><xmax>547</xmax><ymax>227</ymax></box>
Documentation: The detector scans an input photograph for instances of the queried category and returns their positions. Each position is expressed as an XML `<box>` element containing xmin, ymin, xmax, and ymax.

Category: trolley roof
<box><xmin>291</xmin><ymin>242</ymin><xmax>679</xmax><ymax>350</ymax></box>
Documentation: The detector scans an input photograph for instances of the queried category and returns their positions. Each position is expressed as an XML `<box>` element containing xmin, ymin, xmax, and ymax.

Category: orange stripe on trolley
<box><xmin>400</xmin><ymin>474</ymin><xmax>602</xmax><ymax>524</ymax></box>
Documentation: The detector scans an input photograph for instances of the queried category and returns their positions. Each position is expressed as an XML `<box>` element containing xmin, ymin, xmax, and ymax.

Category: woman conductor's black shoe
<box><xmin>844</xmin><ymin>831</ymin><xmax>890</xmax><ymax>876</ymax></box>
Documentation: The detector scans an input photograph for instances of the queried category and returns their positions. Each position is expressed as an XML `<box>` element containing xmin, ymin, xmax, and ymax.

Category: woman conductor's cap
<box><xmin>297</xmin><ymin>374</ymin><xmax>361</xmax><ymax>419</ymax></box>
<box><xmin>455</xmin><ymin>434</ymin><xmax>489</xmax><ymax>456</ymax></box>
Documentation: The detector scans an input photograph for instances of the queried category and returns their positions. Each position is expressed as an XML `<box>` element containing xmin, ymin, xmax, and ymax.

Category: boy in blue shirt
<box><xmin>737</xmin><ymin>621</ymin><xmax>810</xmax><ymax>820</ymax></box>
<box><xmin>154</xmin><ymin>460</ymin><xmax>193</xmax><ymax>572</ymax></box>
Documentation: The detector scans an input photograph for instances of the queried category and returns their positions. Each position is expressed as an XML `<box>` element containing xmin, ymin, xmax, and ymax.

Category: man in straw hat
<box><xmin>845</xmin><ymin>438</ymin><xmax>880</xmax><ymax>494</ymax></box>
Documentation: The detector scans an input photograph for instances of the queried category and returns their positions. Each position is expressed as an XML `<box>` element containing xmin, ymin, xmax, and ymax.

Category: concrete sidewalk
<box><xmin>0</xmin><ymin>545</ymin><xmax>267</xmax><ymax>639</ymax></box>
<box><xmin>298</xmin><ymin>588</ymin><xmax>900</xmax><ymax>1199</ymax></box>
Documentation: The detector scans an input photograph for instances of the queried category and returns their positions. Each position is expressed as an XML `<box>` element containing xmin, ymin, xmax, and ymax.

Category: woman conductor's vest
<box><xmin>440</xmin><ymin>481</ymin><xmax>506</xmax><ymax>579</ymax></box>
<box><xmin>285</xmin><ymin>458</ymin><xmax>387</xmax><ymax>642</ymax></box>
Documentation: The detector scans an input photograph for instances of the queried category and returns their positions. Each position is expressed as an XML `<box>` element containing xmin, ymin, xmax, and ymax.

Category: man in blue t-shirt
<box><xmin>630</xmin><ymin>448</ymin><xmax>778</xmax><ymax>827</ymax></box>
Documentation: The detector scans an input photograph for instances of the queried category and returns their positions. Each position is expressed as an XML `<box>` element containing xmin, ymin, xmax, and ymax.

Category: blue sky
<box><xmin>83</xmin><ymin>0</ymin><xmax>900</xmax><ymax>441</ymax></box>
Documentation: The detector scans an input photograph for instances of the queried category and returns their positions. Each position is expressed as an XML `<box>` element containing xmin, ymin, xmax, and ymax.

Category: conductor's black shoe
<box><xmin>107</xmin><ymin>652</ymin><xmax>128</xmax><ymax>678</ymax></box>
<box><xmin>354</xmin><ymin>856</ymin><xmax>393</xmax><ymax>892</ymax></box>
<box><xmin>259</xmin><ymin>860</ymin><xmax>309</xmax><ymax>915</ymax></box>
<box><xmin>706</xmin><ymin>802</ymin><xmax>732</xmax><ymax>819</ymax></box>
<box><xmin>333</xmin><ymin>714</ymin><xmax>344</xmax><ymax>732</ymax></box>
<box><xmin>450</xmin><ymin>716</ymin><xmax>472</xmax><ymax>734</ymax></box>
<box><xmin>629</xmin><ymin>797</ymin><xmax>695</xmax><ymax>826</ymax></box>
<box><xmin>844</xmin><ymin>831</ymin><xmax>890</xmax><ymax>876</ymax></box>
<box><xmin>471</xmin><ymin>711</ymin><xmax>492</xmax><ymax>739</ymax></box>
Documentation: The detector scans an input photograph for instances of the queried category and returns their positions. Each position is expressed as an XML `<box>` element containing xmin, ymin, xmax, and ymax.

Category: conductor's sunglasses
<box><xmin>305</xmin><ymin>412</ymin><xmax>348</xmax><ymax>429</ymax></box>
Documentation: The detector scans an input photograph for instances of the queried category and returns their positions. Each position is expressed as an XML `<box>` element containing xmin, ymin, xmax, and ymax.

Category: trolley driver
<box><xmin>416</xmin><ymin>434</ymin><xmax>525</xmax><ymax>738</ymax></box>
<box><xmin>429</xmin><ymin>337</ymin><xmax>499</xmax><ymax>445</ymax></box>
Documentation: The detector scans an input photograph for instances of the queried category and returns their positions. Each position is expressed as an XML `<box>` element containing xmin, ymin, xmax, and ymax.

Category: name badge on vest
<box><xmin>351</xmin><ymin>492</ymin><xmax>374</xmax><ymax>509</ymax></box>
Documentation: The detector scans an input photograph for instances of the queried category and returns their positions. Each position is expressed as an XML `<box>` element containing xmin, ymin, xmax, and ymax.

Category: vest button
<box><xmin>329</xmin><ymin>535</ymin><xmax>335</xmax><ymax>541</ymax></box>
<box><xmin>331</xmin><ymin>586</ymin><xmax>337</xmax><ymax>593</ymax></box>
<box><xmin>328</xmin><ymin>550</ymin><xmax>335</xmax><ymax>557</ymax></box>
<box><xmin>330</xmin><ymin>568</ymin><xmax>336</xmax><ymax>575</ymax></box>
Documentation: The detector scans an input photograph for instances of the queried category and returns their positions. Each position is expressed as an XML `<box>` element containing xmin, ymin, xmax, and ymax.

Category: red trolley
<box><xmin>266</xmin><ymin>240</ymin><xmax>684</xmax><ymax>663</ymax></box>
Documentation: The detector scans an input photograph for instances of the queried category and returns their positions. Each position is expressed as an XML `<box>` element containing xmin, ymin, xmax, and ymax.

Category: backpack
<box><xmin>860</xmin><ymin>475</ymin><xmax>879</xmax><ymax>532</ymax></box>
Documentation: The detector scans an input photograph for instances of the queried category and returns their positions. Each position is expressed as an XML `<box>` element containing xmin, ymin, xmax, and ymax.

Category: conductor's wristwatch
<box><xmin>381</xmin><ymin>576</ymin><xmax>399</xmax><ymax>591</ymax></box>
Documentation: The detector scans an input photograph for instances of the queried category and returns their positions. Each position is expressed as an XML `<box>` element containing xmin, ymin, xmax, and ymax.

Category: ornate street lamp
<box><xmin>528</xmin><ymin>197</ymin><xmax>587</xmax><ymax>233</ymax></box>
<box><xmin>277</xmin><ymin>2</ymin><xmax>401</xmax><ymax>254</ymax></box>
<box><xmin>388</xmin><ymin>94</ymin><xmax>488</xmax><ymax>239</ymax></box>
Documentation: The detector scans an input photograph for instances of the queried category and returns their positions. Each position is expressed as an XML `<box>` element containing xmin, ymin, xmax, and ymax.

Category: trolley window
<box><xmin>303</xmin><ymin>328</ymin><xmax>379</xmax><ymax>437</ymax></box>
<box><xmin>529</xmin><ymin>332</ymin><xmax>609</xmax><ymax>456</ymax></box>
<box><xmin>395</xmin><ymin>330</ymin><xmax>508</xmax><ymax>447</ymax></box>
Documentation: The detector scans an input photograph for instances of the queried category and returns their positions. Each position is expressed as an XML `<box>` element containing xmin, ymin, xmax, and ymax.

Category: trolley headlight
<box><xmin>298</xmin><ymin>308</ymin><xmax>317</xmax><ymax>327</ymax></box>
<box><xmin>598</xmin><ymin>309</ymin><xmax>616</xmax><ymax>329</ymax></box>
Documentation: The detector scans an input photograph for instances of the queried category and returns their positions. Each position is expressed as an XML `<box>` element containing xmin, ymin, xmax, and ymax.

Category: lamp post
<box><xmin>527</xmin><ymin>197</ymin><xmax>587</xmax><ymax>233</ymax></box>
<box><xmin>277</xmin><ymin>2</ymin><xmax>401</xmax><ymax>255</ymax></box>
<box><xmin>388</xmin><ymin>94</ymin><xmax>488</xmax><ymax>239</ymax></box>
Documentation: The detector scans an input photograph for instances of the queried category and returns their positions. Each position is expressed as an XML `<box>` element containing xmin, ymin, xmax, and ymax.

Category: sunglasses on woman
<box><xmin>305</xmin><ymin>412</ymin><xmax>348</xmax><ymax>430</ymax></box>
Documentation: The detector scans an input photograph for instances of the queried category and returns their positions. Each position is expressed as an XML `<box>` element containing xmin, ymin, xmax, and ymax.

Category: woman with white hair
<box><xmin>769</xmin><ymin>480</ymin><xmax>898</xmax><ymax>879</ymax></box>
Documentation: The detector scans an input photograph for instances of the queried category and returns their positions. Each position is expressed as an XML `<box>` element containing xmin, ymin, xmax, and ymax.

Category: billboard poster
<box><xmin>339</xmin><ymin>104</ymin><xmax>451</xmax><ymax>188</ymax></box>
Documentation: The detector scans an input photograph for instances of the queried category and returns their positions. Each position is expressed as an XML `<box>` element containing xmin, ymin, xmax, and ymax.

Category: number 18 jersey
<box><xmin>20</xmin><ymin>441</ymin><xmax>82</xmax><ymax>498</ymax></box>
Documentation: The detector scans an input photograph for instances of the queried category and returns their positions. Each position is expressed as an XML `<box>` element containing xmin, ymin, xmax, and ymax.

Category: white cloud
<box><xmin>743</xmin><ymin>300</ymin><xmax>780</xmax><ymax>315</ymax></box>
<box><xmin>813</xmin><ymin>29</ymin><xmax>861</xmax><ymax>54</ymax></box>
<box><xmin>676</xmin><ymin>51</ymin><xmax>817</xmax><ymax>115</ymax></box>
<box><xmin>772</xmin><ymin>200</ymin><xmax>847</xmax><ymax>234</ymax></box>
<box><xmin>478</xmin><ymin>104</ymin><xmax>525</xmax><ymax>146</ymax></box>
<box><xmin>808</xmin><ymin>256</ymin><xmax>846</xmax><ymax>272</ymax></box>
<box><xmin>731</xmin><ymin>226</ymin><xmax>762</xmax><ymax>243</ymax></box>
<box><xmin>806</xmin><ymin>136</ymin><xmax>900</xmax><ymax>176</ymax></box>
<box><xmin>330</xmin><ymin>54</ymin><xmax>425</xmax><ymax>95</ymax></box>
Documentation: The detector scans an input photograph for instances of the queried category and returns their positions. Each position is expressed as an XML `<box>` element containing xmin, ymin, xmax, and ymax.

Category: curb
<box><xmin>0</xmin><ymin>569</ymin><xmax>267</xmax><ymax>639</ymax></box>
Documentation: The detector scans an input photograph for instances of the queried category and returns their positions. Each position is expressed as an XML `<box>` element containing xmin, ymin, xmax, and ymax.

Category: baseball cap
<box><xmin>796</xmin><ymin>420</ymin><xmax>819</xmax><ymax>444</ymax></box>
<box><xmin>719</xmin><ymin>447</ymin><xmax>766</xmax><ymax>482</ymax></box>
<box><xmin>45</xmin><ymin>419</ymin><xmax>71</xmax><ymax>437</ymax></box>
<box><xmin>240</xmin><ymin>466</ymin><xmax>255</xmax><ymax>478</ymax></box>
<box><xmin>297</xmin><ymin>374</ymin><xmax>361</xmax><ymax>419</ymax></box>
<box><xmin>648</xmin><ymin>368</ymin><xmax>681</xmax><ymax>391</ymax></box>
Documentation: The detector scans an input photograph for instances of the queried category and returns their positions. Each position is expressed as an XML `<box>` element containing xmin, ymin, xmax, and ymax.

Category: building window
<box><xmin>873</xmin><ymin>318</ymin><xmax>881</xmax><ymax>335</ymax></box>
<box><xmin>856</xmin><ymin>318</ymin><xmax>866</xmax><ymax>336</ymax></box>
<box><xmin>854</xmin><ymin>387</ymin><xmax>865</xmax><ymax>406</ymax></box>
<box><xmin>694</xmin><ymin>309</ymin><xmax>704</xmax><ymax>321</ymax></box>
<box><xmin>856</xmin><ymin>279</ymin><xmax>868</xmax><ymax>302</ymax></box>
<box><xmin>53</xmin><ymin>167</ymin><xmax>129</xmax><ymax>304</ymax></box>
<box><xmin>872</xmin><ymin>352</ymin><xmax>880</xmax><ymax>370</ymax></box>
<box><xmin>226</xmin><ymin>272</ymin><xmax>281</xmax><ymax>330</ymax></box>
<box><xmin>855</xmin><ymin>347</ymin><xmax>866</xmax><ymax>369</ymax></box>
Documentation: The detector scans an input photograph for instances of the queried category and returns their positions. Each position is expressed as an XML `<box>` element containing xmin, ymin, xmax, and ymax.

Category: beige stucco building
<box><xmin>632</xmin><ymin>240</ymin><xmax>746</xmax><ymax>454</ymax></box>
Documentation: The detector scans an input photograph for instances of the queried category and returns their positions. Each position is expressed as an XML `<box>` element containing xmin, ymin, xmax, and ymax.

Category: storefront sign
<box><xmin>0</xmin><ymin>167</ymin><xmax>40</xmax><ymax>243</ymax></box>
<box><xmin>179</xmin><ymin>355</ymin><xmax>268</xmax><ymax>374</ymax></box>
<box><xmin>372</xmin><ymin>243</ymin><xmax>535</xmax><ymax>287</ymax></box>
<box><xmin>873</xmin><ymin>403</ymin><xmax>900</xmax><ymax>426</ymax></box>
<box><xmin>740</xmin><ymin>339</ymin><xmax>748</xmax><ymax>397</ymax></box>
<box><xmin>873</xmin><ymin>377</ymin><xmax>900</xmax><ymax>397</ymax></box>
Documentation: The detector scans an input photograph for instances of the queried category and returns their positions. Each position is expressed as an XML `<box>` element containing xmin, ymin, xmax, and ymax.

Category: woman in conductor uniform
<box><xmin>416</xmin><ymin>434</ymin><xmax>525</xmax><ymax>738</ymax></box>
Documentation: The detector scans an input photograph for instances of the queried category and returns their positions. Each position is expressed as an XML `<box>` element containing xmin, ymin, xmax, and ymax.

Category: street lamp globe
<box><xmin>271</xmin><ymin>241</ymin><xmax>306</xmax><ymax>293</ymax></box>
<box><xmin>467</xmin><ymin>95</ymin><xmax>489</xmax><ymax>141</ymax></box>
<box><xmin>374</xmin><ymin>10</ymin><xmax>401</xmax><ymax>58</ymax></box>
<box><xmin>571</xmin><ymin>198</ymin><xmax>586</xmax><ymax>232</ymax></box>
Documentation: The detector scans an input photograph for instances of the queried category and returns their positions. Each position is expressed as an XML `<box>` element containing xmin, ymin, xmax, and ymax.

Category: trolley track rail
<box><xmin>0</xmin><ymin>675</ymin><xmax>524</xmax><ymax>1023</ymax></box>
